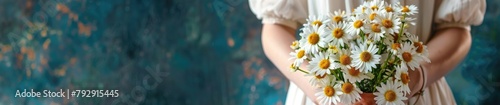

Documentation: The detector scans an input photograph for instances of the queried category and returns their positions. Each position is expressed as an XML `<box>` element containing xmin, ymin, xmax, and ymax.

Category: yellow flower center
<box><xmin>369</xmin><ymin>13</ymin><xmax>377</xmax><ymax>20</ymax></box>
<box><xmin>329</xmin><ymin>45</ymin><xmax>339</xmax><ymax>53</ymax></box>
<box><xmin>319</xmin><ymin>59</ymin><xmax>331</xmax><ymax>69</ymax></box>
<box><xmin>339</xmin><ymin>55</ymin><xmax>351</xmax><ymax>65</ymax></box>
<box><xmin>342</xmin><ymin>82</ymin><xmax>354</xmax><ymax>94</ymax></box>
<box><xmin>402</xmin><ymin>52</ymin><xmax>412</xmax><ymax>62</ymax></box>
<box><xmin>382</xmin><ymin>19</ymin><xmax>393</xmax><ymax>28</ymax></box>
<box><xmin>360</xmin><ymin>51</ymin><xmax>372</xmax><ymax>62</ymax></box>
<box><xmin>402</xmin><ymin>6</ymin><xmax>410</xmax><ymax>12</ymax></box>
<box><xmin>291</xmin><ymin>41</ymin><xmax>298</xmax><ymax>47</ymax></box>
<box><xmin>312</xmin><ymin>20</ymin><xmax>322</xmax><ymax>26</ymax></box>
<box><xmin>371</xmin><ymin>6</ymin><xmax>379</xmax><ymax>10</ymax></box>
<box><xmin>391</xmin><ymin>43</ymin><xmax>400</xmax><ymax>50</ymax></box>
<box><xmin>384</xmin><ymin>90</ymin><xmax>397</xmax><ymax>102</ymax></box>
<box><xmin>348</xmin><ymin>67</ymin><xmax>361</xmax><ymax>76</ymax></box>
<box><xmin>307</xmin><ymin>32</ymin><xmax>320</xmax><ymax>44</ymax></box>
<box><xmin>315</xmin><ymin>74</ymin><xmax>326</xmax><ymax>79</ymax></box>
<box><xmin>385</xmin><ymin>6</ymin><xmax>393</xmax><ymax>12</ymax></box>
<box><xmin>401</xmin><ymin>73</ymin><xmax>410</xmax><ymax>84</ymax></box>
<box><xmin>296</xmin><ymin>50</ymin><xmax>305</xmax><ymax>58</ymax></box>
<box><xmin>333</xmin><ymin>16</ymin><xmax>343</xmax><ymax>23</ymax></box>
<box><xmin>353</xmin><ymin>20</ymin><xmax>364</xmax><ymax>28</ymax></box>
<box><xmin>324</xmin><ymin>86</ymin><xmax>335</xmax><ymax>97</ymax></box>
<box><xmin>414</xmin><ymin>42</ymin><xmax>424</xmax><ymax>53</ymax></box>
<box><xmin>333</xmin><ymin>28</ymin><xmax>344</xmax><ymax>38</ymax></box>
<box><xmin>371</xmin><ymin>24</ymin><xmax>381</xmax><ymax>33</ymax></box>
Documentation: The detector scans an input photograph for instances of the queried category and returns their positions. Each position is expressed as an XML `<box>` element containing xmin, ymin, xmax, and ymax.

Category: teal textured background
<box><xmin>0</xmin><ymin>0</ymin><xmax>498</xmax><ymax>104</ymax></box>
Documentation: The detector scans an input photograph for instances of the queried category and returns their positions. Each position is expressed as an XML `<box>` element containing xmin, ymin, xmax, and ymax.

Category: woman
<box><xmin>249</xmin><ymin>0</ymin><xmax>485</xmax><ymax>104</ymax></box>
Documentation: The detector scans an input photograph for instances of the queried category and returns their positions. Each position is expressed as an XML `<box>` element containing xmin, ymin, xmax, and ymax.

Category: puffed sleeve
<box><xmin>249</xmin><ymin>0</ymin><xmax>308</xmax><ymax>29</ymax></box>
<box><xmin>434</xmin><ymin>0</ymin><xmax>486</xmax><ymax>31</ymax></box>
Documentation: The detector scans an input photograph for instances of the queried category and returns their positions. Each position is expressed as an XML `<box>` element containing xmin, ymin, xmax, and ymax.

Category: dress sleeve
<box><xmin>249</xmin><ymin>0</ymin><xmax>308</xmax><ymax>29</ymax></box>
<box><xmin>434</xmin><ymin>0</ymin><xmax>486</xmax><ymax>31</ymax></box>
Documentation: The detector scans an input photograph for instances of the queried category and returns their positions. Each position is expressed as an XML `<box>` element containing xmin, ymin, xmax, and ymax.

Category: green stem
<box><xmin>296</xmin><ymin>68</ymin><xmax>310</xmax><ymax>74</ymax></box>
<box><xmin>360</xmin><ymin>30</ymin><xmax>365</xmax><ymax>41</ymax></box>
<box><xmin>377</xmin><ymin>40</ymin><xmax>383</xmax><ymax>54</ymax></box>
<box><xmin>372</xmin><ymin>52</ymin><xmax>392</xmax><ymax>91</ymax></box>
<box><xmin>398</xmin><ymin>14</ymin><xmax>407</xmax><ymax>39</ymax></box>
<box><xmin>381</xmin><ymin>53</ymin><xmax>392</xmax><ymax>70</ymax></box>
<box><xmin>372</xmin><ymin>14</ymin><xmax>407</xmax><ymax>91</ymax></box>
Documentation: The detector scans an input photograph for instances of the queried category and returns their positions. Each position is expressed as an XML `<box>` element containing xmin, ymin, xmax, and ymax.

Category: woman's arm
<box><xmin>407</xmin><ymin>27</ymin><xmax>472</xmax><ymax>97</ymax></box>
<box><xmin>418</xmin><ymin>27</ymin><xmax>472</xmax><ymax>91</ymax></box>
<box><xmin>261</xmin><ymin>23</ymin><xmax>319</xmax><ymax>103</ymax></box>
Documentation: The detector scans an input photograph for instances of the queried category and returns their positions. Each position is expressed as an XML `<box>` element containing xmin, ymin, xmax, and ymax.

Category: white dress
<box><xmin>249</xmin><ymin>0</ymin><xmax>486</xmax><ymax>105</ymax></box>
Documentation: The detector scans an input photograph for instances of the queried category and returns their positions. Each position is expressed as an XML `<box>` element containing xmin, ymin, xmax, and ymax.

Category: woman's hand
<box><xmin>334</xmin><ymin>93</ymin><xmax>375</xmax><ymax>105</ymax></box>
<box><xmin>347</xmin><ymin>27</ymin><xmax>472</xmax><ymax>105</ymax></box>
<box><xmin>351</xmin><ymin>93</ymin><xmax>376</xmax><ymax>105</ymax></box>
<box><xmin>261</xmin><ymin>24</ymin><xmax>319</xmax><ymax>104</ymax></box>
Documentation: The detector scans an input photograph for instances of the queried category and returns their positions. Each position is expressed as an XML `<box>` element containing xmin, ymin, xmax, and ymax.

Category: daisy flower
<box><xmin>366</xmin><ymin>8</ymin><xmax>382</xmax><ymax>21</ymax></box>
<box><xmin>403</xmin><ymin>17</ymin><xmax>417</xmax><ymax>26</ymax></box>
<box><xmin>383</xmin><ymin>4</ymin><xmax>395</xmax><ymax>13</ymax></box>
<box><xmin>351</xmin><ymin>43</ymin><xmax>381</xmax><ymax>73</ymax></box>
<box><xmin>324</xmin><ymin>22</ymin><xmax>352</xmax><ymax>46</ymax></box>
<box><xmin>339</xmin><ymin>82</ymin><xmax>362</xmax><ymax>104</ymax></box>
<box><xmin>354</xmin><ymin>1</ymin><xmax>370</xmax><ymax>14</ymax></box>
<box><xmin>343</xmin><ymin>67</ymin><xmax>371</xmax><ymax>82</ymax></box>
<box><xmin>307</xmin><ymin>72</ymin><xmax>333</xmax><ymax>86</ymax></box>
<box><xmin>374</xmin><ymin>80</ymin><xmax>408</xmax><ymax>105</ymax></box>
<box><xmin>348</xmin><ymin>14</ymin><xmax>367</xmax><ymax>36</ymax></box>
<box><xmin>389</xmin><ymin>42</ymin><xmax>401</xmax><ymax>55</ymax></box>
<box><xmin>290</xmin><ymin>40</ymin><xmax>300</xmax><ymax>50</ymax></box>
<box><xmin>399</xmin><ymin>5</ymin><xmax>418</xmax><ymax>15</ymax></box>
<box><xmin>329</xmin><ymin>10</ymin><xmax>347</xmax><ymax>23</ymax></box>
<box><xmin>408</xmin><ymin>34</ymin><xmax>431</xmax><ymax>63</ymax></box>
<box><xmin>395</xmin><ymin>68</ymin><xmax>411</xmax><ymax>95</ymax></box>
<box><xmin>376</xmin><ymin>12</ymin><xmax>400</xmax><ymax>34</ymax></box>
<box><xmin>367</xmin><ymin>0</ymin><xmax>385</xmax><ymax>11</ymax></box>
<box><xmin>364</xmin><ymin>23</ymin><xmax>385</xmax><ymax>41</ymax></box>
<box><xmin>306</xmin><ymin>15</ymin><xmax>330</xmax><ymax>27</ymax></box>
<box><xmin>397</xmin><ymin>42</ymin><xmax>425</xmax><ymax>71</ymax></box>
<box><xmin>364</xmin><ymin>10</ymin><xmax>386</xmax><ymax>41</ymax></box>
<box><xmin>354</xmin><ymin>5</ymin><xmax>368</xmax><ymax>14</ymax></box>
<box><xmin>289</xmin><ymin>64</ymin><xmax>299</xmax><ymax>72</ymax></box>
<box><xmin>315</xmin><ymin>83</ymin><xmax>343</xmax><ymax>105</ymax></box>
<box><xmin>327</xmin><ymin>43</ymin><xmax>340</xmax><ymax>54</ymax></box>
<box><xmin>299</xmin><ymin>25</ymin><xmax>328</xmax><ymax>54</ymax></box>
<box><xmin>289</xmin><ymin>49</ymin><xmax>307</xmax><ymax>69</ymax></box>
<box><xmin>309</xmin><ymin>52</ymin><xmax>336</xmax><ymax>76</ymax></box>
<box><xmin>333</xmin><ymin>49</ymin><xmax>353</xmax><ymax>70</ymax></box>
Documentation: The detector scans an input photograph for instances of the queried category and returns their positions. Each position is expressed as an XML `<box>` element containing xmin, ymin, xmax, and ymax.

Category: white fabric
<box><xmin>435</xmin><ymin>0</ymin><xmax>486</xmax><ymax>30</ymax></box>
<box><xmin>249</xmin><ymin>0</ymin><xmax>486</xmax><ymax>105</ymax></box>
<box><xmin>285</xmin><ymin>82</ymin><xmax>315</xmax><ymax>105</ymax></box>
<box><xmin>249</xmin><ymin>0</ymin><xmax>308</xmax><ymax>29</ymax></box>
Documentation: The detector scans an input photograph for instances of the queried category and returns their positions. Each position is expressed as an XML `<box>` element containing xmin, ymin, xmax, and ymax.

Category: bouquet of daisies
<box><xmin>289</xmin><ymin>0</ymin><xmax>430</xmax><ymax>105</ymax></box>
